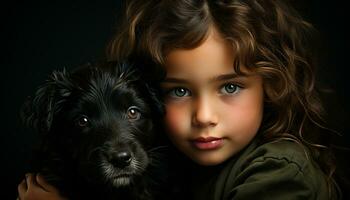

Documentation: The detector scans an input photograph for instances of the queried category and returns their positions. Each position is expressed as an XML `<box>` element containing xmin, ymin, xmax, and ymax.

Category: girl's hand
<box><xmin>17</xmin><ymin>173</ymin><xmax>67</xmax><ymax>200</ymax></box>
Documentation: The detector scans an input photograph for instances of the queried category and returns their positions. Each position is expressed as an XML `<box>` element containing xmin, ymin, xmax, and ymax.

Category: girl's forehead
<box><xmin>162</xmin><ymin>29</ymin><xmax>252</xmax><ymax>78</ymax></box>
<box><xmin>165</xmin><ymin>30</ymin><xmax>233</xmax><ymax>68</ymax></box>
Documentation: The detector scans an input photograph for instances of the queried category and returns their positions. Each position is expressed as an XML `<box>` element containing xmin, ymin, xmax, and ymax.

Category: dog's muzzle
<box><xmin>109</xmin><ymin>151</ymin><xmax>132</xmax><ymax>168</ymax></box>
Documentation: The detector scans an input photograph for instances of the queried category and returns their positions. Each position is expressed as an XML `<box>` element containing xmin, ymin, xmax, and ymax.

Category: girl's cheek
<box><xmin>164</xmin><ymin>103</ymin><xmax>188</xmax><ymax>136</ymax></box>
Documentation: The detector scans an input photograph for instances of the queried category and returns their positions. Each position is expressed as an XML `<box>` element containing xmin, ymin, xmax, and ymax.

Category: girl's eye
<box><xmin>76</xmin><ymin>115</ymin><xmax>89</xmax><ymax>127</ymax></box>
<box><xmin>168</xmin><ymin>87</ymin><xmax>191</xmax><ymax>97</ymax></box>
<box><xmin>127</xmin><ymin>106</ymin><xmax>141</xmax><ymax>120</ymax></box>
<box><xmin>220</xmin><ymin>83</ymin><xmax>240</xmax><ymax>94</ymax></box>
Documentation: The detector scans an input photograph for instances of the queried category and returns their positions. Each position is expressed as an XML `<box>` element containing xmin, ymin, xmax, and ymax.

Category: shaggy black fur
<box><xmin>21</xmin><ymin>61</ymin><xmax>166</xmax><ymax>200</ymax></box>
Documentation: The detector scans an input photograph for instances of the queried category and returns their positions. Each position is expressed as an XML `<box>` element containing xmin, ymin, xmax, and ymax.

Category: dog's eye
<box><xmin>127</xmin><ymin>106</ymin><xmax>141</xmax><ymax>120</ymax></box>
<box><xmin>77</xmin><ymin>116</ymin><xmax>89</xmax><ymax>127</ymax></box>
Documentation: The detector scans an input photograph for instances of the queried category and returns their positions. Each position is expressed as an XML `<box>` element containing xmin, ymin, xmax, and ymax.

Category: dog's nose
<box><xmin>110</xmin><ymin>151</ymin><xmax>132</xmax><ymax>168</ymax></box>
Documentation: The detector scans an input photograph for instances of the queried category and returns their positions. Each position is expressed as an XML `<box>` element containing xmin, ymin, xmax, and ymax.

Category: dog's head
<box><xmin>22</xmin><ymin>61</ymin><xmax>164</xmax><ymax>188</ymax></box>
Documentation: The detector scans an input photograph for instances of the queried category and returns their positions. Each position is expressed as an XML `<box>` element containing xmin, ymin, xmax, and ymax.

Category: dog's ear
<box><xmin>128</xmin><ymin>60</ymin><xmax>166</xmax><ymax>117</ymax></box>
<box><xmin>21</xmin><ymin>69</ymin><xmax>73</xmax><ymax>134</ymax></box>
<box><xmin>143</xmin><ymin>83</ymin><xmax>165</xmax><ymax>117</ymax></box>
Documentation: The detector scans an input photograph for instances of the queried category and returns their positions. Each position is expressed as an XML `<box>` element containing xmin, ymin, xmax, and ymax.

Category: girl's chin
<box><xmin>188</xmin><ymin>151</ymin><xmax>231</xmax><ymax>166</ymax></box>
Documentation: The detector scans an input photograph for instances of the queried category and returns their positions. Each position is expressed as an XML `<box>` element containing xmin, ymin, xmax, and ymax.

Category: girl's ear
<box><xmin>21</xmin><ymin>70</ymin><xmax>73</xmax><ymax>134</ymax></box>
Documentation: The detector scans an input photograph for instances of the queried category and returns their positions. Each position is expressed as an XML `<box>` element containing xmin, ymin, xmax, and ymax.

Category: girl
<box><xmin>18</xmin><ymin>0</ymin><xmax>341</xmax><ymax>199</ymax></box>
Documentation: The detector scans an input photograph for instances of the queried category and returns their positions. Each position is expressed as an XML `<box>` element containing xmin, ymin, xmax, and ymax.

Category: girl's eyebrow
<box><xmin>162</xmin><ymin>77</ymin><xmax>189</xmax><ymax>84</ymax></box>
<box><xmin>162</xmin><ymin>73</ymin><xmax>245</xmax><ymax>84</ymax></box>
<box><xmin>214</xmin><ymin>73</ymin><xmax>244</xmax><ymax>81</ymax></box>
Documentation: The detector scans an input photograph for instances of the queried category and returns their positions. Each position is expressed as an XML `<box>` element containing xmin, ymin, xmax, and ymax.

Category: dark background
<box><xmin>2</xmin><ymin>0</ymin><xmax>349</xmax><ymax>199</ymax></box>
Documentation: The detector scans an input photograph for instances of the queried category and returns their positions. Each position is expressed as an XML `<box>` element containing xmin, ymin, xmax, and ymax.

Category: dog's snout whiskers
<box><xmin>147</xmin><ymin>145</ymin><xmax>169</xmax><ymax>153</ymax></box>
<box><xmin>87</xmin><ymin>146</ymin><xmax>104</xmax><ymax>162</ymax></box>
<box><xmin>131</xmin><ymin>159</ymin><xmax>143</xmax><ymax>173</ymax></box>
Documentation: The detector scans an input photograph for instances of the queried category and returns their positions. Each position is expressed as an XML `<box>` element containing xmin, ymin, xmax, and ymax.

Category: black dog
<box><xmin>21</xmin><ymin>61</ymin><xmax>165</xmax><ymax>199</ymax></box>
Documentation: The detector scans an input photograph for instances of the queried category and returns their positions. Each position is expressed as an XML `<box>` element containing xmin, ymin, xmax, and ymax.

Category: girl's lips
<box><xmin>191</xmin><ymin>137</ymin><xmax>223</xmax><ymax>150</ymax></box>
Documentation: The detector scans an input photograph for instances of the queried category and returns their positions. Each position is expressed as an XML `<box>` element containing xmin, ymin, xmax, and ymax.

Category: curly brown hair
<box><xmin>107</xmin><ymin>0</ymin><xmax>340</xmax><ymax>198</ymax></box>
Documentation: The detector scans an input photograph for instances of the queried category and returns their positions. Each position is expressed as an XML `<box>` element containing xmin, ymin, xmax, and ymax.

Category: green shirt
<box><xmin>190</xmin><ymin>139</ymin><xmax>335</xmax><ymax>200</ymax></box>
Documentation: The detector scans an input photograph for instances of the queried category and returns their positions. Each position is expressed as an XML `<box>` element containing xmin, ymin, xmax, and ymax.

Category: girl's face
<box><xmin>161</xmin><ymin>30</ymin><xmax>264</xmax><ymax>166</ymax></box>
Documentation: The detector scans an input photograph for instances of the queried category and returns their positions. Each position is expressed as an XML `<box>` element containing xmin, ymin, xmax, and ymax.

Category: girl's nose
<box><xmin>192</xmin><ymin>96</ymin><xmax>218</xmax><ymax>127</ymax></box>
